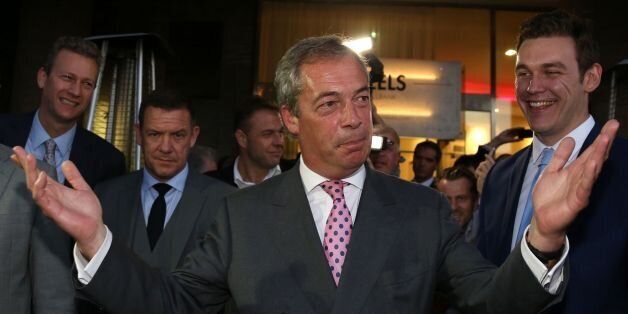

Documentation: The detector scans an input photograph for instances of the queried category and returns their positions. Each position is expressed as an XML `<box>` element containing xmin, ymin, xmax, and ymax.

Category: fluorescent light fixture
<box><xmin>377</xmin><ymin>108</ymin><xmax>433</xmax><ymax>118</ymax></box>
<box><xmin>343</xmin><ymin>37</ymin><xmax>373</xmax><ymax>54</ymax></box>
<box><xmin>505</xmin><ymin>49</ymin><xmax>517</xmax><ymax>56</ymax></box>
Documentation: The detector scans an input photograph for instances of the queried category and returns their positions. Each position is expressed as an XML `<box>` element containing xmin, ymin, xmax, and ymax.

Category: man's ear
<box><xmin>583</xmin><ymin>63</ymin><xmax>602</xmax><ymax>93</ymax></box>
<box><xmin>37</xmin><ymin>67</ymin><xmax>48</xmax><ymax>89</ymax></box>
<box><xmin>280</xmin><ymin>105</ymin><xmax>299</xmax><ymax>136</ymax></box>
<box><xmin>190</xmin><ymin>125</ymin><xmax>200</xmax><ymax>148</ymax></box>
<box><xmin>134</xmin><ymin>123</ymin><xmax>142</xmax><ymax>146</ymax></box>
<box><xmin>235</xmin><ymin>129</ymin><xmax>247</xmax><ymax>149</ymax></box>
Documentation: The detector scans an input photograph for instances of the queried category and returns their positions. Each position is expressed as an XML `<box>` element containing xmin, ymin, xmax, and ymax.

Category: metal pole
<box><xmin>150</xmin><ymin>51</ymin><xmax>156</xmax><ymax>91</ymax></box>
<box><xmin>134</xmin><ymin>39</ymin><xmax>144</xmax><ymax>170</ymax></box>
<box><xmin>609</xmin><ymin>71</ymin><xmax>617</xmax><ymax>120</ymax></box>
<box><xmin>105</xmin><ymin>64</ymin><xmax>118</xmax><ymax>141</ymax></box>
<box><xmin>87</xmin><ymin>40</ymin><xmax>108</xmax><ymax>131</ymax></box>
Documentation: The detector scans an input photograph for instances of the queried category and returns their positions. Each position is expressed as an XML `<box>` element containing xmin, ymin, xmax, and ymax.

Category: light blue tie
<box><xmin>516</xmin><ymin>148</ymin><xmax>555</xmax><ymax>244</ymax></box>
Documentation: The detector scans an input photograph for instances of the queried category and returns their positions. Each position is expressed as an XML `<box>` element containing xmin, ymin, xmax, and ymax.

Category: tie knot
<box><xmin>44</xmin><ymin>138</ymin><xmax>57</xmax><ymax>152</ymax></box>
<box><xmin>320</xmin><ymin>180</ymin><xmax>347</xmax><ymax>198</ymax></box>
<box><xmin>539</xmin><ymin>148</ymin><xmax>554</xmax><ymax>167</ymax></box>
<box><xmin>153</xmin><ymin>183</ymin><xmax>172</xmax><ymax>196</ymax></box>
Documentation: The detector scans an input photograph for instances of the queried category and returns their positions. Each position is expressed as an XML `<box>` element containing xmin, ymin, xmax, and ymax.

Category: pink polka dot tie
<box><xmin>320</xmin><ymin>180</ymin><xmax>352</xmax><ymax>286</ymax></box>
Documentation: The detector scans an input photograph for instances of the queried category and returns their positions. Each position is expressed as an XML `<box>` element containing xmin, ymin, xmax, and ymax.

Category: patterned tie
<box><xmin>147</xmin><ymin>183</ymin><xmax>172</xmax><ymax>250</ymax></box>
<box><xmin>516</xmin><ymin>148</ymin><xmax>555</xmax><ymax>244</ymax></box>
<box><xmin>44</xmin><ymin>139</ymin><xmax>57</xmax><ymax>168</ymax></box>
<box><xmin>320</xmin><ymin>180</ymin><xmax>352</xmax><ymax>286</ymax></box>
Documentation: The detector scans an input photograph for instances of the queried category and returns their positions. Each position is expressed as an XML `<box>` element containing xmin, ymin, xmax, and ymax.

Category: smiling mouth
<box><xmin>527</xmin><ymin>100</ymin><xmax>556</xmax><ymax>110</ymax></box>
<box><xmin>60</xmin><ymin>98</ymin><xmax>79</xmax><ymax>106</ymax></box>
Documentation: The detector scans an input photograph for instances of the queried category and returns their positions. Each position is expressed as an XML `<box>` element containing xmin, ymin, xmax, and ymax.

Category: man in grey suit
<box><xmin>78</xmin><ymin>90</ymin><xmax>235</xmax><ymax>311</ymax></box>
<box><xmin>0</xmin><ymin>143</ymin><xmax>74</xmax><ymax>313</ymax></box>
<box><xmin>14</xmin><ymin>35</ymin><xmax>619</xmax><ymax>313</ymax></box>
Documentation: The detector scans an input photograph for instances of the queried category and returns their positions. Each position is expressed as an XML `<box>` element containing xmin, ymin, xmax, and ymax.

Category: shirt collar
<box><xmin>233</xmin><ymin>156</ymin><xmax>282</xmax><ymax>187</ymax></box>
<box><xmin>299</xmin><ymin>157</ymin><xmax>366</xmax><ymax>193</ymax></box>
<box><xmin>531</xmin><ymin>115</ymin><xmax>595</xmax><ymax>166</ymax></box>
<box><xmin>141</xmin><ymin>164</ymin><xmax>189</xmax><ymax>193</ymax></box>
<box><xmin>31</xmin><ymin>110</ymin><xmax>77</xmax><ymax>158</ymax></box>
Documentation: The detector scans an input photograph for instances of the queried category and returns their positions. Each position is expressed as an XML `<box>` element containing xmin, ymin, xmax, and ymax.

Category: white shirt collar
<box><xmin>298</xmin><ymin>158</ymin><xmax>366</xmax><ymax>193</ymax></box>
<box><xmin>233</xmin><ymin>156</ymin><xmax>282</xmax><ymax>189</ymax></box>
<box><xmin>530</xmin><ymin>115</ymin><xmax>595</xmax><ymax>166</ymax></box>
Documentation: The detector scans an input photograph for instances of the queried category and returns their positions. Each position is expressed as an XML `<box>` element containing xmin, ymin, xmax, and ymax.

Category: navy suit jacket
<box><xmin>0</xmin><ymin>112</ymin><xmax>126</xmax><ymax>188</ymax></box>
<box><xmin>477</xmin><ymin>123</ymin><xmax>628</xmax><ymax>313</ymax></box>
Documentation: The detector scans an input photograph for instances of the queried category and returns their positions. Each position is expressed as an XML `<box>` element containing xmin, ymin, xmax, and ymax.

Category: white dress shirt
<box><xmin>510</xmin><ymin>116</ymin><xmax>595</xmax><ymax>249</ymax></box>
<box><xmin>75</xmin><ymin>157</ymin><xmax>566</xmax><ymax>294</ymax></box>
<box><xmin>233</xmin><ymin>156</ymin><xmax>282</xmax><ymax>189</ymax></box>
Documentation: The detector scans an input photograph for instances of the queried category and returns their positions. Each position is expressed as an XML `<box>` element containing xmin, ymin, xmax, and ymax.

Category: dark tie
<box><xmin>147</xmin><ymin>183</ymin><xmax>172</xmax><ymax>250</ymax></box>
<box><xmin>320</xmin><ymin>180</ymin><xmax>352</xmax><ymax>286</ymax></box>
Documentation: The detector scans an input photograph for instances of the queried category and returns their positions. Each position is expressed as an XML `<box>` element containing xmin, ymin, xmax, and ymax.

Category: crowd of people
<box><xmin>0</xmin><ymin>9</ymin><xmax>626</xmax><ymax>314</ymax></box>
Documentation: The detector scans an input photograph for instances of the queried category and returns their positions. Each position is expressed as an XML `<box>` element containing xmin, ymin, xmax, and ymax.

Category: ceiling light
<box><xmin>343</xmin><ymin>37</ymin><xmax>373</xmax><ymax>54</ymax></box>
<box><xmin>505</xmin><ymin>49</ymin><xmax>517</xmax><ymax>57</ymax></box>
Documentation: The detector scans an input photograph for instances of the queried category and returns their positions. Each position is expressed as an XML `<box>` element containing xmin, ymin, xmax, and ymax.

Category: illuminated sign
<box><xmin>372</xmin><ymin>58</ymin><xmax>461</xmax><ymax>139</ymax></box>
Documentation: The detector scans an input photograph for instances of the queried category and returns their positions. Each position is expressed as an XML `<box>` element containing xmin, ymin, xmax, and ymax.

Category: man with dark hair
<box><xmin>477</xmin><ymin>10</ymin><xmax>628</xmax><ymax>313</ymax></box>
<box><xmin>0</xmin><ymin>36</ymin><xmax>125</xmax><ymax>187</ymax></box>
<box><xmin>412</xmin><ymin>140</ymin><xmax>441</xmax><ymax>188</ymax></box>
<box><xmin>436</xmin><ymin>167</ymin><xmax>479</xmax><ymax>244</ymax></box>
<box><xmin>83</xmin><ymin>89</ymin><xmax>235</xmax><ymax>311</ymax></box>
<box><xmin>13</xmin><ymin>34</ymin><xmax>619</xmax><ymax>313</ymax></box>
<box><xmin>207</xmin><ymin>95</ymin><xmax>285</xmax><ymax>188</ymax></box>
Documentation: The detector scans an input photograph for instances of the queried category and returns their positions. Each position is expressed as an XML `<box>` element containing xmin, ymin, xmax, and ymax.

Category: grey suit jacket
<box><xmin>0</xmin><ymin>144</ymin><xmax>74</xmax><ymax>313</ymax></box>
<box><xmin>80</xmin><ymin>167</ymin><xmax>558</xmax><ymax>313</ymax></box>
<box><xmin>95</xmin><ymin>169</ymin><xmax>236</xmax><ymax>271</ymax></box>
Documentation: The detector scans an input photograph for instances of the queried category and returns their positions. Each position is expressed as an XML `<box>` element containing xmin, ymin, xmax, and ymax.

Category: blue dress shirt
<box><xmin>25</xmin><ymin>110</ymin><xmax>76</xmax><ymax>183</ymax></box>
<box><xmin>140</xmin><ymin>165</ymin><xmax>188</xmax><ymax>227</ymax></box>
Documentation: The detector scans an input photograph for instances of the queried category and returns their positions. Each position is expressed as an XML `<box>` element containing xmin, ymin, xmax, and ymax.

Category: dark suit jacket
<box><xmin>0</xmin><ymin>144</ymin><xmax>74</xmax><ymax>313</ymax></box>
<box><xmin>206</xmin><ymin>158</ymin><xmax>297</xmax><ymax>188</ymax></box>
<box><xmin>96</xmin><ymin>170</ymin><xmax>236</xmax><ymax>271</ymax></box>
<box><xmin>79</xmin><ymin>167</ymin><xmax>558</xmax><ymax>313</ymax></box>
<box><xmin>477</xmin><ymin>123</ymin><xmax>628</xmax><ymax>313</ymax></box>
<box><xmin>0</xmin><ymin>112</ymin><xmax>126</xmax><ymax>188</ymax></box>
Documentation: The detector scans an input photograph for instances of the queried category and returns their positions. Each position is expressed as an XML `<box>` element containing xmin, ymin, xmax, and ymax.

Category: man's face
<box><xmin>515</xmin><ymin>36</ymin><xmax>601</xmax><ymax>145</ymax></box>
<box><xmin>136</xmin><ymin>107</ymin><xmax>199</xmax><ymax>181</ymax></box>
<box><xmin>412</xmin><ymin>147</ymin><xmax>438</xmax><ymax>182</ymax></box>
<box><xmin>369</xmin><ymin>130</ymin><xmax>401</xmax><ymax>175</ymax></box>
<box><xmin>436</xmin><ymin>178</ymin><xmax>477</xmax><ymax>228</ymax></box>
<box><xmin>37</xmin><ymin>49</ymin><xmax>99</xmax><ymax>124</ymax></box>
<box><xmin>281</xmin><ymin>55</ymin><xmax>372</xmax><ymax>179</ymax></box>
<box><xmin>237</xmin><ymin>109</ymin><xmax>284</xmax><ymax>169</ymax></box>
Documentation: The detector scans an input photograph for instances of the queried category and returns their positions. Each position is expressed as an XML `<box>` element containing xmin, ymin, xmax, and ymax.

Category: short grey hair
<box><xmin>274</xmin><ymin>35</ymin><xmax>369</xmax><ymax>116</ymax></box>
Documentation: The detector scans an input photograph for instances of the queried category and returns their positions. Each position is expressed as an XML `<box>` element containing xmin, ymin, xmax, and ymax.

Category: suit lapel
<box><xmin>331</xmin><ymin>170</ymin><xmax>404</xmax><ymax>314</ymax></box>
<box><xmin>267</xmin><ymin>168</ymin><xmax>336</xmax><ymax>312</ymax></box>
<box><xmin>0</xmin><ymin>147</ymin><xmax>16</xmax><ymax>201</ymax></box>
<box><xmin>68</xmin><ymin>128</ymin><xmax>94</xmax><ymax>186</ymax></box>
<box><xmin>160</xmin><ymin>172</ymin><xmax>206</xmax><ymax>268</ymax></box>
<box><xmin>114</xmin><ymin>172</ymin><xmax>144</xmax><ymax>248</ymax></box>
<box><xmin>499</xmin><ymin>147</ymin><xmax>531</xmax><ymax>256</ymax></box>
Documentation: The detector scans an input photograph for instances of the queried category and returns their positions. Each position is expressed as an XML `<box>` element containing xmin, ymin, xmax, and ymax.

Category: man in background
<box><xmin>207</xmin><ymin>95</ymin><xmax>285</xmax><ymax>188</ymax></box>
<box><xmin>0</xmin><ymin>36</ymin><xmax>125</xmax><ymax>187</ymax></box>
<box><xmin>369</xmin><ymin>124</ymin><xmax>402</xmax><ymax>176</ymax></box>
<box><xmin>412</xmin><ymin>140</ymin><xmax>440</xmax><ymax>188</ymax></box>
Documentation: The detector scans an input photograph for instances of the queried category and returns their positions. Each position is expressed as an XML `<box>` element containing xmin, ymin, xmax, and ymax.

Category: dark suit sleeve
<box><xmin>433</xmin><ymin>194</ymin><xmax>556</xmax><ymax>314</ymax></box>
<box><xmin>79</xmin><ymin>201</ymin><xmax>233</xmax><ymax>313</ymax></box>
